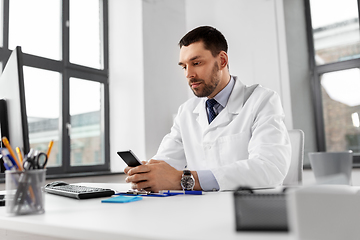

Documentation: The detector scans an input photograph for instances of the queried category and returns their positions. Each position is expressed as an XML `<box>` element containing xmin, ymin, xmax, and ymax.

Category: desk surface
<box><xmin>0</xmin><ymin>183</ymin><xmax>294</xmax><ymax>240</ymax></box>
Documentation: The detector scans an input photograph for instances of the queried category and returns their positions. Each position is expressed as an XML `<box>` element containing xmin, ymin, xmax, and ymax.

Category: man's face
<box><xmin>178</xmin><ymin>41</ymin><xmax>221</xmax><ymax>98</ymax></box>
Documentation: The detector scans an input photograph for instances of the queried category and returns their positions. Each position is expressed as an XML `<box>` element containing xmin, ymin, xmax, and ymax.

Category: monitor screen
<box><xmin>0</xmin><ymin>46</ymin><xmax>30</xmax><ymax>159</ymax></box>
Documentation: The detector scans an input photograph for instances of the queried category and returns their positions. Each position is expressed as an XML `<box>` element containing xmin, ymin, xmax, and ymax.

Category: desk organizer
<box><xmin>5</xmin><ymin>169</ymin><xmax>46</xmax><ymax>215</ymax></box>
<box><xmin>233</xmin><ymin>188</ymin><xmax>288</xmax><ymax>231</ymax></box>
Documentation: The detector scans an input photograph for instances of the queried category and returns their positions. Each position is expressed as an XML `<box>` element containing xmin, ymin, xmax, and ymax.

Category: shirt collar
<box><xmin>213</xmin><ymin>76</ymin><xmax>235</xmax><ymax>108</ymax></box>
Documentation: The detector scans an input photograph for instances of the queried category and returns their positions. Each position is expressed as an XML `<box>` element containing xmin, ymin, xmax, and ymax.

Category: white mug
<box><xmin>308</xmin><ymin>151</ymin><xmax>353</xmax><ymax>185</ymax></box>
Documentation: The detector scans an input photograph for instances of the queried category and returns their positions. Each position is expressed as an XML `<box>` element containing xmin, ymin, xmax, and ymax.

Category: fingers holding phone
<box><xmin>118</xmin><ymin>150</ymin><xmax>176</xmax><ymax>191</ymax></box>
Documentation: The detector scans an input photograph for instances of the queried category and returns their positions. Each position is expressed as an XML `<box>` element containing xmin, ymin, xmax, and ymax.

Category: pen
<box><xmin>2</xmin><ymin>155</ymin><xmax>16</xmax><ymax>171</ymax></box>
<box><xmin>159</xmin><ymin>190</ymin><xmax>203</xmax><ymax>195</ymax></box>
<box><xmin>16</xmin><ymin>147</ymin><xmax>23</xmax><ymax>165</ymax></box>
<box><xmin>2</xmin><ymin>137</ymin><xmax>23</xmax><ymax>171</ymax></box>
<box><xmin>2</xmin><ymin>149</ymin><xmax>18</xmax><ymax>170</ymax></box>
<box><xmin>5</xmin><ymin>154</ymin><xmax>18</xmax><ymax>170</ymax></box>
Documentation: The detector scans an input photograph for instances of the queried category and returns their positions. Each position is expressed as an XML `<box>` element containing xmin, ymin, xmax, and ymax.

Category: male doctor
<box><xmin>125</xmin><ymin>26</ymin><xmax>291</xmax><ymax>192</ymax></box>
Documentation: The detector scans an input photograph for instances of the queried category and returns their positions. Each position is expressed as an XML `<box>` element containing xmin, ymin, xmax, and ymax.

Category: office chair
<box><xmin>283</xmin><ymin>129</ymin><xmax>305</xmax><ymax>186</ymax></box>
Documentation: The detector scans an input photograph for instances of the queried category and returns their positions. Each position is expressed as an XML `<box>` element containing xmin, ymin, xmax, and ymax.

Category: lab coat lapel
<box><xmin>193</xmin><ymin>77</ymin><xmax>246</xmax><ymax>133</ymax></box>
<box><xmin>193</xmin><ymin>99</ymin><xmax>209</xmax><ymax>131</ymax></box>
<box><xmin>207</xmin><ymin>77</ymin><xmax>246</xmax><ymax>130</ymax></box>
<box><xmin>193</xmin><ymin>98</ymin><xmax>233</xmax><ymax>132</ymax></box>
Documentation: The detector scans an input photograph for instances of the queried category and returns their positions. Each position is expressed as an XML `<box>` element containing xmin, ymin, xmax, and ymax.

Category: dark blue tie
<box><xmin>206</xmin><ymin>98</ymin><xmax>218</xmax><ymax>123</ymax></box>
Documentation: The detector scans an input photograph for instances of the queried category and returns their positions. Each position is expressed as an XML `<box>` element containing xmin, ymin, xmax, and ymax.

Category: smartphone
<box><xmin>117</xmin><ymin>150</ymin><xmax>142</xmax><ymax>167</ymax></box>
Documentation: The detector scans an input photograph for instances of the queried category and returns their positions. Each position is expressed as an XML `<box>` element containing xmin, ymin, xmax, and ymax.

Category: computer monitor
<box><xmin>0</xmin><ymin>46</ymin><xmax>30</xmax><ymax>162</ymax></box>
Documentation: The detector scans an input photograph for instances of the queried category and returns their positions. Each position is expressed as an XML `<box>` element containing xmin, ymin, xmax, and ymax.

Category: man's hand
<box><xmin>124</xmin><ymin>159</ymin><xmax>183</xmax><ymax>192</ymax></box>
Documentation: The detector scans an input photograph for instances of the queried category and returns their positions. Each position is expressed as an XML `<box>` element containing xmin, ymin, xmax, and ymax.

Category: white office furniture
<box><xmin>0</xmin><ymin>183</ymin><xmax>294</xmax><ymax>240</ymax></box>
<box><xmin>287</xmin><ymin>185</ymin><xmax>360</xmax><ymax>240</ymax></box>
<box><xmin>283</xmin><ymin>129</ymin><xmax>305</xmax><ymax>186</ymax></box>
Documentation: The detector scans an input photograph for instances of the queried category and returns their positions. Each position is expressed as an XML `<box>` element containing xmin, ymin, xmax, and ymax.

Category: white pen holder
<box><xmin>5</xmin><ymin>169</ymin><xmax>46</xmax><ymax>215</ymax></box>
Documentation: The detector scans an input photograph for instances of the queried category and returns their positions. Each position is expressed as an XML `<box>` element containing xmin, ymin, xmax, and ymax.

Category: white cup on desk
<box><xmin>309</xmin><ymin>151</ymin><xmax>353</xmax><ymax>185</ymax></box>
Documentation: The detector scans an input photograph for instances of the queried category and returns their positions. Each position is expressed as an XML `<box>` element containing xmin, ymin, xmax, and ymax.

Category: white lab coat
<box><xmin>153</xmin><ymin>77</ymin><xmax>291</xmax><ymax>191</ymax></box>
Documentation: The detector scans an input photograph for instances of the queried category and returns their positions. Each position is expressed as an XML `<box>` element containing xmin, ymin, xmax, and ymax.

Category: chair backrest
<box><xmin>283</xmin><ymin>129</ymin><xmax>305</xmax><ymax>186</ymax></box>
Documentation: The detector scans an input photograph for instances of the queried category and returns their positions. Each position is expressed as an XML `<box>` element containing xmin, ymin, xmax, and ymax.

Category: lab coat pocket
<box><xmin>203</xmin><ymin>141</ymin><xmax>221</xmax><ymax>168</ymax></box>
<box><xmin>218</xmin><ymin>132</ymin><xmax>250</xmax><ymax>165</ymax></box>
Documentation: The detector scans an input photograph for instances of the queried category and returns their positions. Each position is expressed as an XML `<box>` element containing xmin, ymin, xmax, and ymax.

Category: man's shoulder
<box><xmin>245</xmin><ymin>83</ymin><xmax>279</xmax><ymax>100</ymax></box>
<box><xmin>231</xmin><ymin>76</ymin><xmax>278</xmax><ymax>100</ymax></box>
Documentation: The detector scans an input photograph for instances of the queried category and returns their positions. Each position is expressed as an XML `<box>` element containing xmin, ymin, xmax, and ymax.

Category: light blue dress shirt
<box><xmin>198</xmin><ymin>76</ymin><xmax>235</xmax><ymax>191</ymax></box>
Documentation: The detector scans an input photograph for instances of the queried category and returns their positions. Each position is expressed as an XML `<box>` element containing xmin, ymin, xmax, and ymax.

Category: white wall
<box><xmin>185</xmin><ymin>0</ymin><xmax>293</xmax><ymax>128</ymax></box>
<box><xmin>109</xmin><ymin>0</ymin><xmax>146</xmax><ymax>172</ymax></box>
<box><xmin>109</xmin><ymin>0</ymin><xmax>188</xmax><ymax>172</ymax></box>
<box><xmin>108</xmin><ymin>0</ymin><xmax>294</xmax><ymax>172</ymax></box>
<box><xmin>142</xmin><ymin>0</ymin><xmax>188</xmax><ymax>159</ymax></box>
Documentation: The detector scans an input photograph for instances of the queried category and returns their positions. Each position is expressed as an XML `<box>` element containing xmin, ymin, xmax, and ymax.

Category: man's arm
<box><xmin>124</xmin><ymin>160</ymin><xmax>202</xmax><ymax>193</ymax></box>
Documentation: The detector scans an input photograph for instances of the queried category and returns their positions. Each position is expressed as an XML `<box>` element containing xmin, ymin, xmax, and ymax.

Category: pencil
<box><xmin>46</xmin><ymin>140</ymin><xmax>54</xmax><ymax>159</ymax></box>
<box><xmin>1</xmin><ymin>137</ymin><xmax>23</xmax><ymax>171</ymax></box>
<box><xmin>16</xmin><ymin>147</ymin><xmax>23</xmax><ymax>165</ymax></box>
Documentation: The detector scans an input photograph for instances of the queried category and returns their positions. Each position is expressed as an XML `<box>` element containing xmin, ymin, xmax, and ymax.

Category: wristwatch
<box><xmin>180</xmin><ymin>170</ymin><xmax>195</xmax><ymax>191</ymax></box>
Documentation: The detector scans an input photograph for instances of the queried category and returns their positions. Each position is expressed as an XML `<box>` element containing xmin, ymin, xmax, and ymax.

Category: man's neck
<box><xmin>208</xmin><ymin>72</ymin><xmax>231</xmax><ymax>99</ymax></box>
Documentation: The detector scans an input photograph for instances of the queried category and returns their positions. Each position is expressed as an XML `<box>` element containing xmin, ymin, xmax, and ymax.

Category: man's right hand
<box><xmin>124</xmin><ymin>159</ymin><xmax>183</xmax><ymax>192</ymax></box>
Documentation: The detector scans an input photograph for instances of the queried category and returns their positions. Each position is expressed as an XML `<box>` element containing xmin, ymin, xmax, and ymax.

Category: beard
<box><xmin>189</xmin><ymin>62</ymin><xmax>220</xmax><ymax>98</ymax></box>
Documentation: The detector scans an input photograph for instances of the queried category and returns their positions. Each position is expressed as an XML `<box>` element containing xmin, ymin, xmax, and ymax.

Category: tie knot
<box><xmin>206</xmin><ymin>98</ymin><xmax>218</xmax><ymax>108</ymax></box>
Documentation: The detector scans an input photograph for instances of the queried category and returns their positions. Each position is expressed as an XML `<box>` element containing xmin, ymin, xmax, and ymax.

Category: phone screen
<box><xmin>117</xmin><ymin>150</ymin><xmax>142</xmax><ymax>167</ymax></box>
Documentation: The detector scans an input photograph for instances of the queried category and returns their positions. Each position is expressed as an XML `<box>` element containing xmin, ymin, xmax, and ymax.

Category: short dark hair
<box><xmin>179</xmin><ymin>26</ymin><xmax>228</xmax><ymax>57</ymax></box>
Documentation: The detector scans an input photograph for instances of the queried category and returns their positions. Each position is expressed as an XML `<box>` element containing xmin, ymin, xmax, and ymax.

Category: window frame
<box><xmin>0</xmin><ymin>0</ymin><xmax>110</xmax><ymax>178</ymax></box>
<box><xmin>304</xmin><ymin>0</ymin><xmax>360</xmax><ymax>165</ymax></box>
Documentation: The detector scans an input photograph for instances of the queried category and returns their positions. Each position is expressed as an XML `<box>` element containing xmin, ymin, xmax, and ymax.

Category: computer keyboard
<box><xmin>44</xmin><ymin>182</ymin><xmax>115</xmax><ymax>199</ymax></box>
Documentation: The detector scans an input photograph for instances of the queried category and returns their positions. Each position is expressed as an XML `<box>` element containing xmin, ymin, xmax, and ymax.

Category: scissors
<box><xmin>23</xmin><ymin>149</ymin><xmax>48</xmax><ymax>170</ymax></box>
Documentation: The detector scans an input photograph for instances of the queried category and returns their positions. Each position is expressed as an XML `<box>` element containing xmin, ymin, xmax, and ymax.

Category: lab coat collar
<box><xmin>226</xmin><ymin>76</ymin><xmax>245</xmax><ymax>114</ymax></box>
<box><xmin>193</xmin><ymin>76</ymin><xmax>245</xmax><ymax>131</ymax></box>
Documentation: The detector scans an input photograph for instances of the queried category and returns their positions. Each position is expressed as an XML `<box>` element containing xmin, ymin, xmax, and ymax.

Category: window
<box><xmin>9</xmin><ymin>0</ymin><xmax>62</xmax><ymax>60</ymax></box>
<box><xmin>305</xmin><ymin>0</ymin><xmax>360</xmax><ymax>164</ymax></box>
<box><xmin>24</xmin><ymin>67</ymin><xmax>61</xmax><ymax>168</ymax></box>
<box><xmin>69</xmin><ymin>0</ymin><xmax>103</xmax><ymax>68</ymax></box>
<box><xmin>0</xmin><ymin>0</ymin><xmax>109</xmax><ymax>177</ymax></box>
<box><xmin>309</xmin><ymin>0</ymin><xmax>360</xmax><ymax>65</ymax></box>
<box><xmin>69</xmin><ymin>78</ymin><xmax>104</xmax><ymax>167</ymax></box>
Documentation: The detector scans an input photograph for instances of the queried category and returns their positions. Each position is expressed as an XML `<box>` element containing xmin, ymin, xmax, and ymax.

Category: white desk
<box><xmin>0</xmin><ymin>183</ymin><xmax>293</xmax><ymax>240</ymax></box>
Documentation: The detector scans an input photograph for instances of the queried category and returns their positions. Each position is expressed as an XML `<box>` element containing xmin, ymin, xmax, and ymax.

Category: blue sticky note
<box><xmin>101</xmin><ymin>195</ymin><xmax>143</xmax><ymax>203</ymax></box>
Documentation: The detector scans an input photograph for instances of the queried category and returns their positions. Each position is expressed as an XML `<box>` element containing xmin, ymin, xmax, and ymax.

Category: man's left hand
<box><xmin>125</xmin><ymin>159</ymin><xmax>183</xmax><ymax>192</ymax></box>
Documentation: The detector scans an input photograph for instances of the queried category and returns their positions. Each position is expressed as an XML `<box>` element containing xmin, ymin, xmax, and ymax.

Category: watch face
<box><xmin>181</xmin><ymin>176</ymin><xmax>195</xmax><ymax>190</ymax></box>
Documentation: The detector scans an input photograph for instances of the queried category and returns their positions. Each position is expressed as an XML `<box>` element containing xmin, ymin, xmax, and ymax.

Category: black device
<box><xmin>0</xmin><ymin>100</ymin><xmax>6</xmax><ymax>173</ymax></box>
<box><xmin>0</xmin><ymin>195</ymin><xmax>5</xmax><ymax>207</ymax></box>
<box><xmin>0</xmin><ymin>99</ymin><xmax>9</xmax><ymax>143</ymax></box>
<box><xmin>44</xmin><ymin>181</ymin><xmax>115</xmax><ymax>199</ymax></box>
<box><xmin>233</xmin><ymin>187</ymin><xmax>288</xmax><ymax>231</ymax></box>
<box><xmin>117</xmin><ymin>150</ymin><xmax>142</xmax><ymax>167</ymax></box>
<box><xmin>0</xmin><ymin>99</ymin><xmax>9</xmax><ymax>172</ymax></box>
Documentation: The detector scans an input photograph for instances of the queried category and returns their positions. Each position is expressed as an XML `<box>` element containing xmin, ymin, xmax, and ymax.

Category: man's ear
<box><xmin>219</xmin><ymin>51</ymin><xmax>228</xmax><ymax>70</ymax></box>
